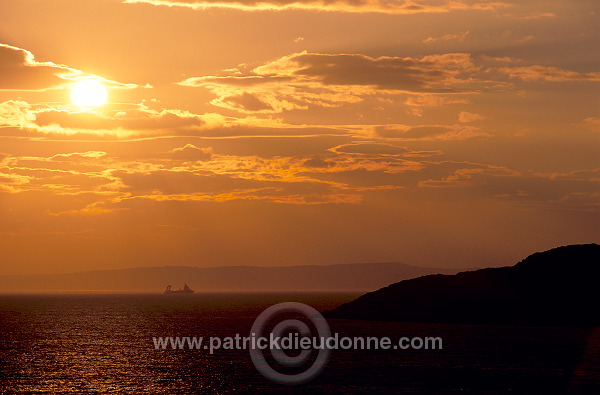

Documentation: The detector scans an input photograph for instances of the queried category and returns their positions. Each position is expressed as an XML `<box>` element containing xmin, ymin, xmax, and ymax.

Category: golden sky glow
<box><xmin>0</xmin><ymin>0</ymin><xmax>598</xmax><ymax>275</ymax></box>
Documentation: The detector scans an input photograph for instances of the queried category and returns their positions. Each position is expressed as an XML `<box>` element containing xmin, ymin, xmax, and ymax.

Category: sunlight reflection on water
<box><xmin>0</xmin><ymin>294</ymin><xmax>597</xmax><ymax>393</ymax></box>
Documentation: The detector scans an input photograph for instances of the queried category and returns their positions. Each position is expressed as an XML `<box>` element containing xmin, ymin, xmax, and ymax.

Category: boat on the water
<box><xmin>164</xmin><ymin>283</ymin><xmax>194</xmax><ymax>294</ymax></box>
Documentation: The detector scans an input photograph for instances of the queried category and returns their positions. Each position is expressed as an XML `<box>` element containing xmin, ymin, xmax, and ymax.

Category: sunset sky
<box><xmin>0</xmin><ymin>0</ymin><xmax>598</xmax><ymax>275</ymax></box>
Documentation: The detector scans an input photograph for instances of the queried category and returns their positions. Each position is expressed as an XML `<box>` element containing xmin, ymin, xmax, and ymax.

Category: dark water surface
<box><xmin>0</xmin><ymin>294</ymin><xmax>598</xmax><ymax>394</ymax></box>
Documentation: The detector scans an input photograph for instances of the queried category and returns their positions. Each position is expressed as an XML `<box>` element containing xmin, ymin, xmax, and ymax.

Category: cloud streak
<box><xmin>498</xmin><ymin>65</ymin><xmax>600</xmax><ymax>82</ymax></box>
<box><xmin>122</xmin><ymin>0</ymin><xmax>511</xmax><ymax>14</ymax></box>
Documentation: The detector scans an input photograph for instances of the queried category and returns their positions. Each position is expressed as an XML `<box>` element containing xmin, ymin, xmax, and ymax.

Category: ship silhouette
<box><xmin>164</xmin><ymin>283</ymin><xmax>194</xmax><ymax>294</ymax></box>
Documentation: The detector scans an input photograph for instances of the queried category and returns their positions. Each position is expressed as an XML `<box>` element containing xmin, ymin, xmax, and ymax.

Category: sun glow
<box><xmin>71</xmin><ymin>79</ymin><xmax>108</xmax><ymax>107</ymax></box>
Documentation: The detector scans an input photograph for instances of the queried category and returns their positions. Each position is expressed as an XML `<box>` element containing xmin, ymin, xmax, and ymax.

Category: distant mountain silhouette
<box><xmin>324</xmin><ymin>244</ymin><xmax>600</xmax><ymax>326</ymax></box>
<box><xmin>0</xmin><ymin>262</ymin><xmax>463</xmax><ymax>293</ymax></box>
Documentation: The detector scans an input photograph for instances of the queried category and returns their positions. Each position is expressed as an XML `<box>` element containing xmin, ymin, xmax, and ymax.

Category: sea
<box><xmin>0</xmin><ymin>293</ymin><xmax>598</xmax><ymax>394</ymax></box>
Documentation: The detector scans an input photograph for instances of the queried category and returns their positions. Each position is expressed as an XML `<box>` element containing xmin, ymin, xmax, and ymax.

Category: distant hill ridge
<box><xmin>324</xmin><ymin>244</ymin><xmax>600</xmax><ymax>326</ymax></box>
<box><xmin>0</xmin><ymin>261</ymin><xmax>463</xmax><ymax>293</ymax></box>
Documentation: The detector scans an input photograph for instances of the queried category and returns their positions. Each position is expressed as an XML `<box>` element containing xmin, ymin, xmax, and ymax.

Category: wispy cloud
<box><xmin>122</xmin><ymin>0</ymin><xmax>511</xmax><ymax>14</ymax></box>
<box><xmin>423</xmin><ymin>30</ymin><xmax>470</xmax><ymax>43</ymax></box>
<box><xmin>498</xmin><ymin>65</ymin><xmax>600</xmax><ymax>82</ymax></box>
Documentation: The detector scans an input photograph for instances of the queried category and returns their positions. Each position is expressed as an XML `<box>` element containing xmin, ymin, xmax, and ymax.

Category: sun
<box><xmin>71</xmin><ymin>79</ymin><xmax>108</xmax><ymax>107</ymax></box>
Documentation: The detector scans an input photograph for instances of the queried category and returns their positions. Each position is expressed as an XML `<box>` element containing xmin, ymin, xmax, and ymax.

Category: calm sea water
<box><xmin>0</xmin><ymin>294</ymin><xmax>598</xmax><ymax>394</ymax></box>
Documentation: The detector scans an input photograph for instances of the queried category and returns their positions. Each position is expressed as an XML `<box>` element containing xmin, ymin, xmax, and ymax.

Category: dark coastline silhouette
<box><xmin>324</xmin><ymin>244</ymin><xmax>600</xmax><ymax>326</ymax></box>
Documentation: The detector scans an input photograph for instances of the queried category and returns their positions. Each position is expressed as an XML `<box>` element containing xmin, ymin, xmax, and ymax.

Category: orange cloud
<box><xmin>329</xmin><ymin>142</ymin><xmax>409</xmax><ymax>155</ymax></box>
<box><xmin>0</xmin><ymin>44</ymin><xmax>78</xmax><ymax>91</ymax></box>
<box><xmin>498</xmin><ymin>65</ymin><xmax>600</xmax><ymax>82</ymax></box>
<box><xmin>423</xmin><ymin>30</ymin><xmax>470</xmax><ymax>43</ymax></box>
<box><xmin>49</xmin><ymin>201</ymin><xmax>126</xmax><ymax>216</ymax></box>
<box><xmin>0</xmin><ymin>100</ymin><xmax>208</xmax><ymax>137</ymax></box>
<box><xmin>179</xmin><ymin>51</ymin><xmax>489</xmax><ymax>114</ymax></box>
<box><xmin>458</xmin><ymin>111</ymin><xmax>486</xmax><ymax>123</ymax></box>
<box><xmin>0</xmin><ymin>100</ymin><xmax>35</xmax><ymax>127</ymax></box>
<box><xmin>0</xmin><ymin>171</ymin><xmax>32</xmax><ymax>193</ymax></box>
<box><xmin>169</xmin><ymin>144</ymin><xmax>214</xmax><ymax>161</ymax></box>
<box><xmin>405</xmin><ymin>95</ymin><xmax>470</xmax><ymax>107</ymax></box>
<box><xmin>375</xmin><ymin>124</ymin><xmax>488</xmax><ymax>140</ymax></box>
<box><xmin>50</xmin><ymin>151</ymin><xmax>108</xmax><ymax>161</ymax></box>
<box><xmin>418</xmin><ymin>164</ymin><xmax>518</xmax><ymax>188</ymax></box>
<box><xmin>122</xmin><ymin>0</ymin><xmax>511</xmax><ymax>14</ymax></box>
<box><xmin>34</xmin><ymin>107</ymin><xmax>205</xmax><ymax>133</ymax></box>
<box><xmin>181</xmin><ymin>51</ymin><xmax>595</xmax><ymax>117</ymax></box>
<box><xmin>255</xmin><ymin>52</ymin><xmax>479</xmax><ymax>90</ymax></box>
<box><xmin>0</xmin><ymin>43</ymin><xmax>138</xmax><ymax>91</ymax></box>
